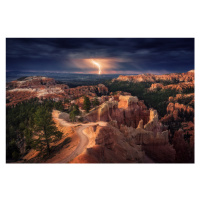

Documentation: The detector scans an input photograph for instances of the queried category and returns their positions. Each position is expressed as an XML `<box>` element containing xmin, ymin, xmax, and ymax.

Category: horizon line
<box><xmin>6</xmin><ymin>69</ymin><xmax>194</xmax><ymax>76</ymax></box>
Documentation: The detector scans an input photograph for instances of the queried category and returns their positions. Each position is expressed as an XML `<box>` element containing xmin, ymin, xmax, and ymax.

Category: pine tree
<box><xmin>69</xmin><ymin>104</ymin><xmax>80</xmax><ymax>122</ymax></box>
<box><xmin>83</xmin><ymin>96</ymin><xmax>91</xmax><ymax>113</ymax></box>
<box><xmin>69</xmin><ymin>110</ymin><xmax>76</xmax><ymax>122</ymax></box>
<box><xmin>32</xmin><ymin>106</ymin><xmax>63</xmax><ymax>155</ymax></box>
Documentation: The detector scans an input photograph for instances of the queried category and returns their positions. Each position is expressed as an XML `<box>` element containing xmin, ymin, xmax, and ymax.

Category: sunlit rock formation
<box><xmin>85</xmin><ymin>95</ymin><xmax>149</xmax><ymax>128</ymax></box>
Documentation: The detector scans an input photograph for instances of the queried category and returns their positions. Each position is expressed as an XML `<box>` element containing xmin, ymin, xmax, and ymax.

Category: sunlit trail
<box><xmin>91</xmin><ymin>59</ymin><xmax>101</xmax><ymax>74</ymax></box>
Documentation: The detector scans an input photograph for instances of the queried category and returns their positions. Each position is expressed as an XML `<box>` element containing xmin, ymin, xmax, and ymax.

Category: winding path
<box><xmin>58</xmin><ymin>125</ymin><xmax>89</xmax><ymax>163</ymax></box>
<box><xmin>53</xmin><ymin>112</ymin><xmax>107</xmax><ymax>163</ymax></box>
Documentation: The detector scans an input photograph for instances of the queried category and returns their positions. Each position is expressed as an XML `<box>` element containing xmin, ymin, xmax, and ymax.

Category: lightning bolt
<box><xmin>91</xmin><ymin>59</ymin><xmax>101</xmax><ymax>75</ymax></box>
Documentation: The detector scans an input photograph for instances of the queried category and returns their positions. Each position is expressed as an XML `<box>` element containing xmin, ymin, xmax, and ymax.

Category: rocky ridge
<box><xmin>113</xmin><ymin>70</ymin><xmax>194</xmax><ymax>83</ymax></box>
<box><xmin>148</xmin><ymin>81</ymin><xmax>194</xmax><ymax>92</ymax></box>
<box><xmin>6</xmin><ymin>76</ymin><xmax>108</xmax><ymax>106</ymax></box>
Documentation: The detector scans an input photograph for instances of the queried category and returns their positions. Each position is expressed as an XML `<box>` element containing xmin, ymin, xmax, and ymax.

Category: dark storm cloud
<box><xmin>6</xmin><ymin>38</ymin><xmax>194</xmax><ymax>74</ymax></box>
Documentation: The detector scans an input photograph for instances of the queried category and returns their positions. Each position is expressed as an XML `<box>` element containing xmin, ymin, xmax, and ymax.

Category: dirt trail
<box><xmin>53</xmin><ymin>111</ymin><xmax>107</xmax><ymax>163</ymax></box>
<box><xmin>58</xmin><ymin>125</ymin><xmax>89</xmax><ymax>163</ymax></box>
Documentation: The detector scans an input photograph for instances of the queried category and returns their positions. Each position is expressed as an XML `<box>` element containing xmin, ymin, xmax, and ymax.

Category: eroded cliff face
<box><xmin>115</xmin><ymin>107</ymin><xmax>169</xmax><ymax>147</ymax></box>
<box><xmin>85</xmin><ymin>95</ymin><xmax>150</xmax><ymax>128</ymax></box>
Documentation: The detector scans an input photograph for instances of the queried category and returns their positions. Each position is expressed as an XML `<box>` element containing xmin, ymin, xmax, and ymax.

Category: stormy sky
<box><xmin>6</xmin><ymin>38</ymin><xmax>194</xmax><ymax>74</ymax></box>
